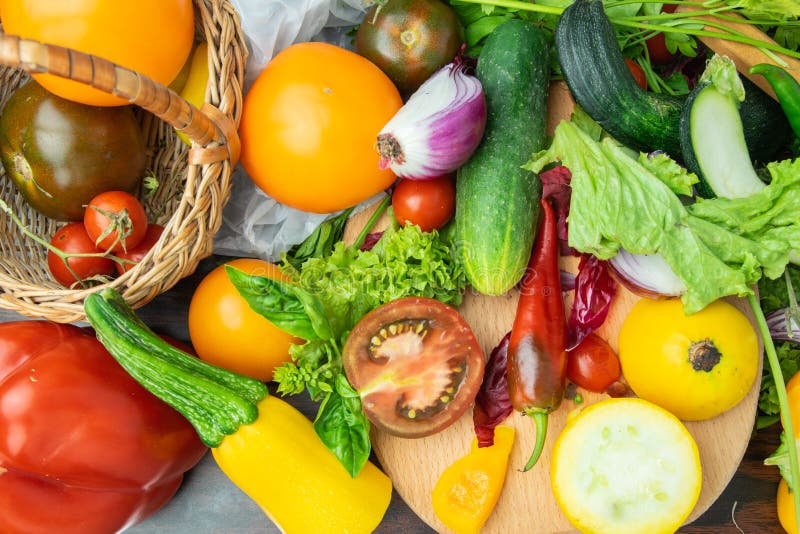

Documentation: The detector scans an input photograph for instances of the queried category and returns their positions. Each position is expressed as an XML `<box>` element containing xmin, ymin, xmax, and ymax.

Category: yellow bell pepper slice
<box><xmin>432</xmin><ymin>425</ymin><xmax>515</xmax><ymax>534</ymax></box>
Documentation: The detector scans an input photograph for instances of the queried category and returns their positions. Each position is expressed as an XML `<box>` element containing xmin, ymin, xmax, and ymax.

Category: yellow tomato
<box><xmin>0</xmin><ymin>0</ymin><xmax>194</xmax><ymax>106</ymax></box>
<box><xmin>239</xmin><ymin>42</ymin><xmax>402</xmax><ymax>214</ymax></box>
<box><xmin>188</xmin><ymin>258</ymin><xmax>298</xmax><ymax>382</ymax></box>
<box><xmin>176</xmin><ymin>42</ymin><xmax>210</xmax><ymax>145</ymax></box>
<box><xmin>779</xmin><ymin>479</ymin><xmax>799</xmax><ymax>534</ymax></box>
<box><xmin>618</xmin><ymin>298</ymin><xmax>759</xmax><ymax>421</ymax></box>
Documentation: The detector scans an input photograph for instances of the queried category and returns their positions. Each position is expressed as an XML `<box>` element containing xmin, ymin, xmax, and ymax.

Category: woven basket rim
<box><xmin>0</xmin><ymin>0</ymin><xmax>248</xmax><ymax>323</ymax></box>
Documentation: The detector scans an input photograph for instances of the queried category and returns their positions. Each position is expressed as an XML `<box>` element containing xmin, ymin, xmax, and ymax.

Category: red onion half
<box><xmin>376</xmin><ymin>62</ymin><xmax>486</xmax><ymax>180</ymax></box>
<box><xmin>767</xmin><ymin>308</ymin><xmax>800</xmax><ymax>343</ymax></box>
<box><xmin>607</xmin><ymin>248</ymin><xmax>687</xmax><ymax>299</ymax></box>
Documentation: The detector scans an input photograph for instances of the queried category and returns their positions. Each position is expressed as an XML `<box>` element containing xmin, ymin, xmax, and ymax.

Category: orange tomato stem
<box><xmin>522</xmin><ymin>410</ymin><xmax>548</xmax><ymax>472</ymax></box>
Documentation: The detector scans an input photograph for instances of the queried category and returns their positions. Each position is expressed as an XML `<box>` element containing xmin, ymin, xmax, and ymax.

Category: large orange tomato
<box><xmin>0</xmin><ymin>0</ymin><xmax>195</xmax><ymax>106</ymax></box>
<box><xmin>188</xmin><ymin>259</ymin><xmax>299</xmax><ymax>382</ymax></box>
<box><xmin>239</xmin><ymin>42</ymin><xmax>402</xmax><ymax>214</ymax></box>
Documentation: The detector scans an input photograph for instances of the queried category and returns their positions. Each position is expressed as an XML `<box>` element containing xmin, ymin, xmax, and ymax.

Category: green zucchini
<box><xmin>680</xmin><ymin>55</ymin><xmax>765</xmax><ymax>199</ymax></box>
<box><xmin>740</xmin><ymin>76</ymin><xmax>793</xmax><ymax>164</ymax></box>
<box><xmin>84</xmin><ymin>287</ymin><xmax>267</xmax><ymax>447</ymax></box>
<box><xmin>555</xmin><ymin>0</ymin><xmax>791</xmax><ymax>162</ymax></box>
<box><xmin>555</xmin><ymin>0</ymin><xmax>684</xmax><ymax>155</ymax></box>
<box><xmin>454</xmin><ymin>19</ymin><xmax>548</xmax><ymax>295</ymax></box>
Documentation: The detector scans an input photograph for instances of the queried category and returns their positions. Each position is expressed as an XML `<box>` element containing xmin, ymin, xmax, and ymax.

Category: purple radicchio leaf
<box><xmin>540</xmin><ymin>165</ymin><xmax>577</xmax><ymax>256</ymax></box>
<box><xmin>473</xmin><ymin>332</ymin><xmax>513</xmax><ymax>448</ymax></box>
<box><xmin>360</xmin><ymin>232</ymin><xmax>383</xmax><ymax>251</ymax></box>
<box><xmin>567</xmin><ymin>255</ymin><xmax>617</xmax><ymax>350</ymax></box>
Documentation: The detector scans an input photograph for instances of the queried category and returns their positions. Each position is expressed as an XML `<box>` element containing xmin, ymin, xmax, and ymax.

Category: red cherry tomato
<box><xmin>392</xmin><ymin>175</ymin><xmax>456</xmax><ymax>232</ymax></box>
<box><xmin>115</xmin><ymin>224</ymin><xmax>165</xmax><ymax>275</ymax></box>
<box><xmin>625</xmin><ymin>58</ymin><xmax>648</xmax><ymax>90</ymax></box>
<box><xmin>84</xmin><ymin>191</ymin><xmax>148</xmax><ymax>253</ymax></box>
<box><xmin>646</xmin><ymin>4</ymin><xmax>678</xmax><ymax>65</ymax></box>
<box><xmin>566</xmin><ymin>333</ymin><xmax>622</xmax><ymax>393</ymax></box>
<box><xmin>48</xmin><ymin>222</ymin><xmax>116</xmax><ymax>287</ymax></box>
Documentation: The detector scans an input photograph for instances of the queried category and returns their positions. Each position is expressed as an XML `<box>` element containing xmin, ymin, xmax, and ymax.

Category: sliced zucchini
<box><xmin>680</xmin><ymin>55</ymin><xmax>766</xmax><ymax>198</ymax></box>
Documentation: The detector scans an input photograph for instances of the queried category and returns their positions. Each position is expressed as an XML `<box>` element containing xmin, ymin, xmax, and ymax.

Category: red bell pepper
<box><xmin>507</xmin><ymin>198</ymin><xmax>567</xmax><ymax>471</ymax></box>
<box><xmin>0</xmin><ymin>321</ymin><xmax>207</xmax><ymax>534</ymax></box>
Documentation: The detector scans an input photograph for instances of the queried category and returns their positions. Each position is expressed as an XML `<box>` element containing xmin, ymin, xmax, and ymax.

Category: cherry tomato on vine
<box><xmin>115</xmin><ymin>224</ymin><xmax>165</xmax><ymax>275</ymax></box>
<box><xmin>566</xmin><ymin>333</ymin><xmax>621</xmax><ymax>393</ymax></box>
<box><xmin>47</xmin><ymin>223</ymin><xmax>115</xmax><ymax>287</ymax></box>
<box><xmin>392</xmin><ymin>175</ymin><xmax>456</xmax><ymax>232</ymax></box>
<box><xmin>84</xmin><ymin>191</ymin><xmax>148</xmax><ymax>253</ymax></box>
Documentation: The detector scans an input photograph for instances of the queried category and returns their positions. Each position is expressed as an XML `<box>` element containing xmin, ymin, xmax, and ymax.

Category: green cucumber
<box><xmin>680</xmin><ymin>56</ymin><xmax>765</xmax><ymax>199</ymax></box>
<box><xmin>555</xmin><ymin>0</ymin><xmax>791</xmax><ymax>162</ymax></box>
<box><xmin>455</xmin><ymin>19</ymin><xmax>548</xmax><ymax>295</ymax></box>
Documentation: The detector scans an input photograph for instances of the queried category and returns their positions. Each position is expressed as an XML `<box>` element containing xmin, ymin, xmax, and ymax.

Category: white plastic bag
<box><xmin>214</xmin><ymin>0</ymin><xmax>376</xmax><ymax>261</ymax></box>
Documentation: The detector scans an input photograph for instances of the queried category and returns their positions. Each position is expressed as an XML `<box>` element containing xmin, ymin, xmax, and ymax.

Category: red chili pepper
<box><xmin>507</xmin><ymin>198</ymin><xmax>567</xmax><ymax>471</ymax></box>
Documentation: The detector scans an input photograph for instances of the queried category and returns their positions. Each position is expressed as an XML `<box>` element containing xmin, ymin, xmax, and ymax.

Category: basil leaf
<box><xmin>313</xmin><ymin>375</ymin><xmax>371</xmax><ymax>478</ymax></box>
<box><xmin>283</xmin><ymin>208</ymin><xmax>354</xmax><ymax>270</ymax></box>
<box><xmin>226</xmin><ymin>266</ymin><xmax>318</xmax><ymax>340</ymax></box>
<box><xmin>291</xmin><ymin>286</ymin><xmax>335</xmax><ymax>341</ymax></box>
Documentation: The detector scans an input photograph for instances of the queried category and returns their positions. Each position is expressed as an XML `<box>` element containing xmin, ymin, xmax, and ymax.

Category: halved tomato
<box><xmin>342</xmin><ymin>297</ymin><xmax>484</xmax><ymax>438</ymax></box>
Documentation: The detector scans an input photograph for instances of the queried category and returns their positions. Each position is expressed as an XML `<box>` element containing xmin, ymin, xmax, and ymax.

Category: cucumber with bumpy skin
<box><xmin>454</xmin><ymin>19</ymin><xmax>548</xmax><ymax>295</ymax></box>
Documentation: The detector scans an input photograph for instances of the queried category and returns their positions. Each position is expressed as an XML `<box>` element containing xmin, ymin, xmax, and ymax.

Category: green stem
<box><xmin>453</xmin><ymin>0</ymin><xmax>800</xmax><ymax>60</ymax></box>
<box><xmin>748</xmin><ymin>292</ymin><xmax>800</xmax><ymax>534</ymax></box>
<box><xmin>522</xmin><ymin>410</ymin><xmax>549</xmax><ymax>472</ymax></box>
<box><xmin>85</xmin><ymin>288</ymin><xmax>269</xmax><ymax>447</ymax></box>
<box><xmin>351</xmin><ymin>194</ymin><xmax>391</xmax><ymax>250</ymax></box>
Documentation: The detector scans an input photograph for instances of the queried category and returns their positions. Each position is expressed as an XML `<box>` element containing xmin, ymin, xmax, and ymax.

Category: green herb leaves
<box><xmin>228</xmin><ymin>217</ymin><xmax>466</xmax><ymax>477</ymax></box>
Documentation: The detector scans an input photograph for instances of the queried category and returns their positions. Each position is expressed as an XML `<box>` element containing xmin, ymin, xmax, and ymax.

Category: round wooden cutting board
<box><xmin>344</xmin><ymin>81</ymin><xmax>762</xmax><ymax>533</ymax></box>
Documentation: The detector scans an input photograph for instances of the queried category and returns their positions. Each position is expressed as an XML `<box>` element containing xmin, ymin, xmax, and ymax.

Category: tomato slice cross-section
<box><xmin>343</xmin><ymin>297</ymin><xmax>485</xmax><ymax>438</ymax></box>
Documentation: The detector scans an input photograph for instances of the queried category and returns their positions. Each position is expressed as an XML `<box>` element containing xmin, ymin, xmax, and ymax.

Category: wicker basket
<box><xmin>0</xmin><ymin>0</ymin><xmax>246</xmax><ymax>323</ymax></box>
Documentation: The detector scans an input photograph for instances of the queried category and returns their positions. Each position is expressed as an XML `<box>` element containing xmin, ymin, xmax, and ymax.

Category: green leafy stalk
<box><xmin>754</xmin><ymin>292</ymin><xmax>800</xmax><ymax>534</ymax></box>
<box><xmin>283</xmin><ymin>207</ymin><xmax>354</xmax><ymax>270</ymax></box>
<box><xmin>449</xmin><ymin>0</ymin><xmax>800</xmax><ymax>60</ymax></box>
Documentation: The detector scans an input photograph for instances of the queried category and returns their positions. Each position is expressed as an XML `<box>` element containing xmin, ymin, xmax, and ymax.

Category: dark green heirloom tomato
<box><xmin>355</xmin><ymin>0</ymin><xmax>464</xmax><ymax>97</ymax></box>
<box><xmin>0</xmin><ymin>80</ymin><xmax>147</xmax><ymax>221</ymax></box>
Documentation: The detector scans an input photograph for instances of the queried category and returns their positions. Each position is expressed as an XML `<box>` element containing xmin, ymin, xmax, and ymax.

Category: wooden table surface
<box><xmin>2</xmin><ymin>253</ymin><xmax>785</xmax><ymax>534</ymax></box>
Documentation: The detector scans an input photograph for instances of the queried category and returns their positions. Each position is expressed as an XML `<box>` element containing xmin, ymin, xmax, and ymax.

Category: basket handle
<box><xmin>0</xmin><ymin>33</ymin><xmax>240</xmax><ymax>165</ymax></box>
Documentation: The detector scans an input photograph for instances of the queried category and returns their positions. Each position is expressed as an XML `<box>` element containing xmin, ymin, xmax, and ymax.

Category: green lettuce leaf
<box><xmin>527</xmin><ymin>119</ymin><xmax>800</xmax><ymax>313</ymax></box>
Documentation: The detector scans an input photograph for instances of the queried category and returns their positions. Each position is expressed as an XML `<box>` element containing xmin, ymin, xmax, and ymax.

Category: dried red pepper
<box><xmin>507</xmin><ymin>198</ymin><xmax>567</xmax><ymax>471</ymax></box>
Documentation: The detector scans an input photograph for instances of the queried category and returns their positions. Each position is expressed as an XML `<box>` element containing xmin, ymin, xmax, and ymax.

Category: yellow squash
<box><xmin>83</xmin><ymin>288</ymin><xmax>392</xmax><ymax>534</ymax></box>
<box><xmin>432</xmin><ymin>425</ymin><xmax>515</xmax><ymax>534</ymax></box>
<box><xmin>213</xmin><ymin>395</ymin><xmax>392</xmax><ymax>534</ymax></box>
